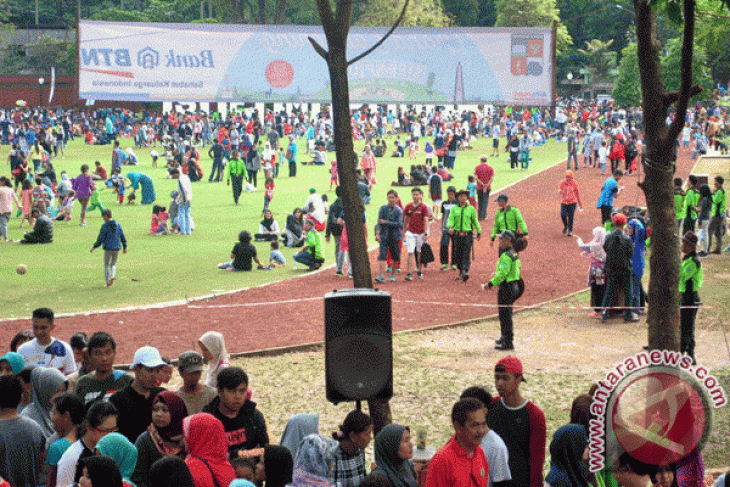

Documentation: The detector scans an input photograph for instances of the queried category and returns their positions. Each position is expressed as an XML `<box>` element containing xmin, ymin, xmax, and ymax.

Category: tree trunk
<box><xmin>258</xmin><ymin>0</ymin><xmax>266</xmax><ymax>23</ymax></box>
<box><xmin>274</xmin><ymin>0</ymin><xmax>287</xmax><ymax>23</ymax></box>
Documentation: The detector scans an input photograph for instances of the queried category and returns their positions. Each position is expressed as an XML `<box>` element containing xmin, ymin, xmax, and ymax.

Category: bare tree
<box><xmin>633</xmin><ymin>0</ymin><xmax>704</xmax><ymax>350</ymax></box>
<box><xmin>308</xmin><ymin>0</ymin><xmax>409</xmax><ymax>433</ymax></box>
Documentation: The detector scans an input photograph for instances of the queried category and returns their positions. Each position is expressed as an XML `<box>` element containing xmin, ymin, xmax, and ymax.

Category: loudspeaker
<box><xmin>325</xmin><ymin>289</ymin><xmax>393</xmax><ymax>404</ymax></box>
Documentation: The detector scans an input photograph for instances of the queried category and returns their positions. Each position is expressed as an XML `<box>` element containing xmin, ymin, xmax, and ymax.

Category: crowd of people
<box><xmin>0</xmin><ymin>313</ymin><xmax>722</xmax><ymax>487</ymax></box>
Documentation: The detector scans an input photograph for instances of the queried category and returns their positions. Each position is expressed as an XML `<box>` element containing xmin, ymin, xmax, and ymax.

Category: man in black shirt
<box><xmin>109</xmin><ymin>346</ymin><xmax>165</xmax><ymax>443</ymax></box>
<box><xmin>203</xmin><ymin>367</ymin><xmax>269</xmax><ymax>459</ymax></box>
<box><xmin>601</xmin><ymin>213</ymin><xmax>637</xmax><ymax>322</ymax></box>
<box><xmin>208</xmin><ymin>138</ymin><xmax>225</xmax><ymax>182</ymax></box>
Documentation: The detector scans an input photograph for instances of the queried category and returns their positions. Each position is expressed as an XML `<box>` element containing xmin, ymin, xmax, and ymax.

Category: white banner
<box><xmin>79</xmin><ymin>21</ymin><xmax>554</xmax><ymax>106</ymax></box>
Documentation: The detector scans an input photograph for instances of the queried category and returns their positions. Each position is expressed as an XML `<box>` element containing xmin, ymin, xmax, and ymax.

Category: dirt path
<box><xmin>1</xmin><ymin>145</ymin><xmax>698</xmax><ymax>363</ymax></box>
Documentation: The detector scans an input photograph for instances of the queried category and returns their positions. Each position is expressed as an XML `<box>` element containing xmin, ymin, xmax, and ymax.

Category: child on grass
<box><xmin>467</xmin><ymin>175</ymin><xmax>478</xmax><ymax>208</ymax></box>
<box><xmin>330</xmin><ymin>159</ymin><xmax>339</xmax><ymax>190</ymax></box>
<box><xmin>20</xmin><ymin>179</ymin><xmax>33</xmax><ymax>227</ymax></box>
<box><xmin>269</xmin><ymin>241</ymin><xmax>286</xmax><ymax>268</ymax></box>
<box><xmin>263</xmin><ymin>177</ymin><xmax>275</xmax><ymax>212</ymax></box>
<box><xmin>55</xmin><ymin>190</ymin><xmax>76</xmax><ymax>222</ymax></box>
<box><xmin>32</xmin><ymin>177</ymin><xmax>48</xmax><ymax>214</ymax></box>
<box><xmin>150</xmin><ymin>205</ymin><xmax>170</xmax><ymax>235</ymax></box>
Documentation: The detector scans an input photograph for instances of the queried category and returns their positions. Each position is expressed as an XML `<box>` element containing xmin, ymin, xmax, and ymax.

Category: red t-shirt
<box><xmin>404</xmin><ymin>202</ymin><xmax>431</xmax><ymax>234</ymax></box>
<box><xmin>426</xmin><ymin>435</ymin><xmax>488</xmax><ymax>487</ymax></box>
<box><xmin>474</xmin><ymin>163</ymin><xmax>494</xmax><ymax>191</ymax></box>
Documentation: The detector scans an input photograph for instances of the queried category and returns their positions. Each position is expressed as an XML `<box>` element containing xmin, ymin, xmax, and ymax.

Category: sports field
<box><xmin>1</xmin><ymin>135</ymin><xmax>565</xmax><ymax>319</ymax></box>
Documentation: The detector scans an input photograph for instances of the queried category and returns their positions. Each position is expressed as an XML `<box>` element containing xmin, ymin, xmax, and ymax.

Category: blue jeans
<box><xmin>567</xmin><ymin>152</ymin><xmax>578</xmax><ymax>170</ymax></box>
<box><xmin>630</xmin><ymin>272</ymin><xmax>644</xmax><ymax>311</ymax></box>
<box><xmin>209</xmin><ymin>158</ymin><xmax>223</xmax><ymax>181</ymax></box>
<box><xmin>293</xmin><ymin>251</ymin><xmax>315</xmax><ymax>268</ymax></box>
<box><xmin>178</xmin><ymin>202</ymin><xmax>191</xmax><ymax>235</ymax></box>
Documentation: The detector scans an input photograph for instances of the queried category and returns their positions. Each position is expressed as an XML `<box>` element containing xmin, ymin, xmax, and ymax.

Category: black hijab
<box><xmin>264</xmin><ymin>445</ymin><xmax>294</xmax><ymax>487</ymax></box>
<box><xmin>81</xmin><ymin>456</ymin><xmax>123</xmax><ymax>487</ymax></box>
<box><xmin>149</xmin><ymin>456</ymin><xmax>195</xmax><ymax>487</ymax></box>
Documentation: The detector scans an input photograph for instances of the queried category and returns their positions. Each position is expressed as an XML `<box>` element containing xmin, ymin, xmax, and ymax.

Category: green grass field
<box><xmin>1</xmin><ymin>135</ymin><xmax>567</xmax><ymax>319</ymax></box>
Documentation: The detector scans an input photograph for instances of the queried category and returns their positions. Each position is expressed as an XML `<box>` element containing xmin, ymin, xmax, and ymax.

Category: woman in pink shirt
<box><xmin>72</xmin><ymin>164</ymin><xmax>96</xmax><ymax>226</ymax></box>
<box><xmin>0</xmin><ymin>176</ymin><xmax>20</xmax><ymax>241</ymax></box>
<box><xmin>558</xmin><ymin>170</ymin><xmax>582</xmax><ymax>236</ymax></box>
<box><xmin>360</xmin><ymin>144</ymin><xmax>377</xmax><ymax>185</ymax></box>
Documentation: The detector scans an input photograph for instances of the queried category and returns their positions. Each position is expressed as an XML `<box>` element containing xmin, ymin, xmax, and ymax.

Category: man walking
<box><xmin>597</xmin><ymin>170</ymin><xmax>623</xmax><ymax>224</ymax></box>
<box><xmin>375</xmin><ymin>189</ymin><xmax>404</xmax><ymax>283</ymax></box>
<box><xmin>90</xmin><ymin>209</ymin><xmax>128</xmax><ymax>288</ymax></box>
<box><xmin>403</xmin><ymin>187</ymin><xmax>432</xmax><ymax>281</ymax></box>
<box><xmin>447</xmin><ymin>189</ymin><xmax>481</xmax><ymax>282</ymax></box>
<box><xmin>490</xmin><ymin>194</ymin><xmax>528</xmax><ymax>253</ymax></box>
<box><xmin>226</xmin><ymin>150</ymin><xmax>246</xmax><ymax>206</ymax></box>
<box><xmin>474</xmin><ymin>155</ymin><xmax>495</xmax><ymax>221</ymax></box>
<box><xmin>208</xmin><ymin>137</ymin><xmax>225</xmax><ymax>182</ymax></box>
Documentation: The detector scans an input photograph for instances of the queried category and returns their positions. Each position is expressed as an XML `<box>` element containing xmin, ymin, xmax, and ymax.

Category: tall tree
<box><xmin>661</xmin><ymin>37</ymin><xmax>714</xmax><ymax>99</ymax></box>
<box><xmin>613</xmin><ymin>42</ymin><xmax>642</xmax><ymax>106</ymax></box>
<box><xmin>577</xmin><ymin>39</ymin><xmax>618</xmax><ymax>95</ymax></box>
<box><xmin>356</xmin><ymin>0</ymin><xmax>449</xmax><ymax>26</ymax></box>
<box><xmin>494</xmin><ymin>0</ymin><xmax>572</xmax><ymax>52</ymax></box>
<box><xmin>308</xmin><ymin>0</ymin><xmax>409</xmax><ymax>435</ymax></box>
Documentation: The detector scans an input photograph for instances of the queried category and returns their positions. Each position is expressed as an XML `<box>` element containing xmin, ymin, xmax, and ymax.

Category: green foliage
<box><xmin>661</xmin><ymin>37</ymin><xmax>714</xmax><ymax>101</ymax></box>
<box><xmin>612</xmin><ymin>42</ymin><xmax>641</xmax><ymax>106</ymax></box>
<box><xmin>441</xmin><ymin>0</ymin><xmax>479</xmax><ymax>25</ymax></box>
<box><xmin>494</xmin><ymin>0</ymin><xmax>572</xmax><ymax>52</ymax></box>
<box><xmin>695</xmin><ymin>0</ymin><xmax>730</xmax><ymax>88</ymax></box>
<box><xmin>355</xmin><ymin>0</ymin><xmax>452</xmax><ymax>27</ymax></box>
<box><xmin>0</xmin><ymin>35</ymin><xmax>75</xmax><ymax>75</ymax></box>
<box><xmin>577</xmin><ymin>39</ymin><xmax>618</xmax><ymax>86</ymax></box>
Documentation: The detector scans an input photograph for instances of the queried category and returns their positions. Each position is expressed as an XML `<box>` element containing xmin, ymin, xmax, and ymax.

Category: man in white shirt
<box><xmin>171</xmin><ymin>168</ymin><xmax>193</xmax><ymax>235</ymax></box>
<box><xmin>304</xmin><ymin>188</ymin><xmax>326</xmax><ymax>230</ymax></box>
<box><xmin>460</xmin><ymin>386</ymin><xmax>512</xmax><ymax>487</ymax></box>
<box><xmin>17</xmin><ymin>308</ymin><xmax>76</xmax><ymax>375</ymax></box>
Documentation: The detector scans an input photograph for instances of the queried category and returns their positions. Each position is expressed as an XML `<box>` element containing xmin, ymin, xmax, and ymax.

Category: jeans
<box><xmin>289</xmin><ymin>160</ymin><xmax>297</xmax><ymax>177</ymax></box>
<box><xmin>567</xmin><ymin>151</ymin><xmax>578</xmax><ymax>170</ymax></box>
<box><xmin>104</xmin><ymin>250</ymin><xmax>119</xmax><ymax>282</ymax></box>
<box><xmin>520</xmin><ymin>150</ymin><xmax>530</xmax><ymax>169</ymax></box>
<box><xmin>247</xmin><ymin>169</ymin><xmax>258</xmax><ymax>187</ymax></box>
<box><xmin>209</xmin><ymin>158</ymin><xmax>223</xmax><ymax>181</ymax></box>
<box><xmin>0</xmin><ymin>212</ymin><xmax>9</xmax><ymax>239</ymax></box>
<box><xmin>697</xmin><ymin>219</ymin><xmax>709</xmax><ymax>253</ymax></box>
<box><xmin>509</xmin><ymin>151</ymin><xmax>518</xmax><ymax>169</ymax></box>
<box><xmin>178</xmin><ymin>201</ymin><xmax>191</xmax><ymax>235</ymax></box>
<box><xmin>600</xmin><ymin>205</ymin><xmax>613</xmax><ymax>224</ymax></box>
<box><xmin>477</xmin><ymin>188</ymin><xmax>490</xmax><ymax>220</ymax></box>
<box><xmin>334</xmin><ymin>235</ymin><xmax>344</xmax><ymax>272</ymax></box>
<box><xmin>293</xmin><ymin>250</ymin><xmax>315</xmax><ymax>268</ymax></box>
<box><xmin>561</xmin><ymin>203</ymin><xmax>577</xmax><ymax>233</ymax></box>
<box><xmin>629</xmin><ymin>272</ymin><xmax>644</xmax><ymax>311</ymax></box>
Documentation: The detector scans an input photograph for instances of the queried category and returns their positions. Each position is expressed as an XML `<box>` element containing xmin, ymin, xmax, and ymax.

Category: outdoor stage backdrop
<box><xmin>78</xmin><ymin>21</ymin><xmax>554</xmax><ymax>106</ymax></box>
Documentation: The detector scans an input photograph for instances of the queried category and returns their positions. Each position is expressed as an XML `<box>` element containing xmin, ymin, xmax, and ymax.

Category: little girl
<box><xmin>20</xmin><ymin>179</ymin><xmax>33</xmax><ymax>227</ymax></box>
<box><xmin>32</xmin><ymin>177</ymin><xmax>48</xmax><ymax>214</ymax></box>
<box><xmin>330</xmin><ymin>159</ymin><xmax>339</xmax><ymax>190</ymax></box>
<box><xmin>55</xmin><ymin>190</ymin><xmax>76</xmax><ymax>222</ymax></box>
<box><xmin>263</xmin><ymin>177</ymin><xmax>275</xmax><ymax>212</ymax></box>
<box><xmin>424</xmin><ymin>141</ymin><xmax>434</xmax><ymax>165</ymax></box>
<box><xmin>262</xmin><ymin>142</ymin><xmax>274</xmax><ymax>179</ymax></box>
<box><xmin>467</xmin><ymin>175</ymin><xmax>478</xmax><ymax>208</ymax></box>
<box><xmin>150</xmin><ymin>205</ymin><xmax>170</xmax><ymax>235</ymax></box>
<box><xmin>409</xmin><ymin>138</ymin><xmax>420</xmax><ymax>160</ymax></box>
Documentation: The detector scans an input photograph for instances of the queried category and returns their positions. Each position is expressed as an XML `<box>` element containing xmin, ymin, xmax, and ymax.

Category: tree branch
<box><xmin>662</xmin><ymin>85</ymin><xmax>703</xmax><ymax>110</ymax></box>
<box><xmin>347</xmin><ymin>0</ymin><xmax>410</xmax><ymax>66</ymax></box>
<box><xmin>313</xmin><ymin>0</ymin><xmax>336</xmax><ymax>37</ymax></box>
<box><xmin>666</xmin><ymin>0</ymin><xmax>696</xmax><ymax>142</ymax></box>
<box><xmin>308</xmin><ymin>36</ymin><xmax>329</xmax><ymax>60</ymax></box>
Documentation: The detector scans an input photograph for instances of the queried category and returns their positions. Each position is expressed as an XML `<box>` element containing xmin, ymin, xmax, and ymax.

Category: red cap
<box><xmin>495</xmin><ymin>356</ymin><xmax>524</xmax><ymax>377</ymax></box>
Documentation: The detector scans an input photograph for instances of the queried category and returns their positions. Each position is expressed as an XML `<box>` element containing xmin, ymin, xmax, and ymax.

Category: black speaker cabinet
<box><xmin>325</xmin><ymin>289</ymin><xmax>393</xmax><ymax>404</ymax></box>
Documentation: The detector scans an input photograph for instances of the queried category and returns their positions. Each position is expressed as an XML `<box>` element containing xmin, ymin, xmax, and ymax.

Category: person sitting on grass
<box><xmin>255</xmin><ymin>209</ymin><xmax>280</xmax><ymax>242</ymax></box>
<box><xmin>20</xmin><ymin>207</ymin><xmax>53</xmax><ymax>244</ymax></box>
<box><xmin>218</xmin><ymin>230</ymin><xmax>264</xmax><ymax>271</ymax></box>
<box><xmin>55</xmin><ymin>190</ymin><xmax>76</xmax><ymax>222</ymax></box>
<box><xmin>269</xmin><ymin>241</ymin><xmax>286</xmax><ymax>268</ymax></box>
<box><xmin>150</xmin><ymin>205</ymin><xmax>170</xmax><ymax>236</ymax></box>
<box><xmin>293</xmin><ymin>219</ymin><xmax>325</xmax><ymax>271</ymax></box>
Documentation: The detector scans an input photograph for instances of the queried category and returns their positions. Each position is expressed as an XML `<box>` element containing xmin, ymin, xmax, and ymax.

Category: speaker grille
<box><xmin>327</xmin><ymin>334</ymin><xmax>392</xmax><ymax>400</ymax></box>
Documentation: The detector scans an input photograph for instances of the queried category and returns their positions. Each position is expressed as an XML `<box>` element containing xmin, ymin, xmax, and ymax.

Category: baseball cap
<box><xmin>178</xmin><ymin>351</ymin><xmax>205</xmax><ymax>373</ymax></box>
<box><xmin>494</xmin><ymin>193</ymin><xmax>509</xmax><ymax>203</ymax></box>
<box><xmin>495</xmin><ymin>356</ymin><xmax>526</xmax><ymax>380</ymax></box>
<box><xmin>132</xmin><ymin>346</ymin><xmax>165</xmax><ymax>368</ymax></box>
<box><xmin>497</xmin><ymin>230</ymin><xmax>516</xmax><ymax>242</ymax></box>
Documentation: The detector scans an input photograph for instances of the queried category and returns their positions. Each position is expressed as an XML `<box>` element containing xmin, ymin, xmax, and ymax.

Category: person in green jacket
<box><xmin>708</xmin><ymin>175</ymin><xmax>725</xmax><ymax>253</ymax></box>
<box><xmin>483</xmin><ymin>230</ymin><xmax>522</xmax><ymax>351</ymax></box>
<box><xmin>682</xmin><ymin>175</ymin><xmax>699</xmax><ymax>234</ymax></box>
<box><xmin>680</xmin><ymin>231</ymin><xmax>703</xmax><ymax>363</ymax></box>
<box><xmin>226</xmin><ymin>150</ymin><xmax>247</xmax><ymax>206</ymax></box>
<box><xmin>491</xmin><ymin>194</ymin><xmax>528</xmax><ymax>253</ymax></box>
<box><xmin>293</xmin><ymin>218</ymin><xmax>324</xmax><ymax>270</ymax></box>
<box><xmin>674</xmin><ymin>177</ymin><xmax>686</xmax><ymax>234</ymax></box>
<box><xmin>447</xmin><ymin>189</ymin><xmax>481</xmax><ymax>281</ymax></box>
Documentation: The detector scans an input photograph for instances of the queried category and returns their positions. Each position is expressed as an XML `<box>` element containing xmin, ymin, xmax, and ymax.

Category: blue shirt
<box><xmin>93</xmin><ymin>219</ymin><xmax>127</xmax><ymax>251</ymax></box>
<box><xmin>597</xmin><ymin>177</ymin><xmax>618</xmax><ymax>208</ymax></box>
<box><xmin>269</xmin><ymin>249</ymin><xmax>286</xmax><ymax>265</ymax></box>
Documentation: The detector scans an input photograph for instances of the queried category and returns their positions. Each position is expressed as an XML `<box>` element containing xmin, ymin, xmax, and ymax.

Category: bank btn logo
<box><xmin>138</xmin><ymin>47</ymin><xmax>159</xmax><ymax>69</ymax></box>
<box><xmin>588</xmin><ymin>351</ymin><xmax>726</xmax><ymax>472</ymax></box>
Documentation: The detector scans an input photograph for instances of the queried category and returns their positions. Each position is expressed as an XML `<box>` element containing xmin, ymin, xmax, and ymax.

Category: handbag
<box><xmin>419</xmin><ymin>242</ymin><xmax>435</xmax><ymax>266</ymax></box>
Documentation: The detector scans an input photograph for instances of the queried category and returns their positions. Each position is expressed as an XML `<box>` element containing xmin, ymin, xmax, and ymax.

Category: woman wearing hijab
<box><xmin>627</xmin><ymin>218</ymin><xmax>647</xmax><ymax>314</ymax></box>
<box><xmin>559</xmin><ymin>170</ymin><xmax>582</xmax><ymax>236</ymax></box>
<box><xmin>184</xmin><ymin>413</ymin><xmax>236</xmax><ymax>487</ymax></box>
<box><xmin>20</xmin><ymin>366</ymin><xmax>67</xmax><ymax>438</ymax></box>
<box><xmin>576</xmin><ymin>227</ymin><xmax>608</xmax><ymax>316</ymax></box>
<box><xmin>256</xmin><ymin>445</ymin><xmax>294</xmax><ymax>487</ymax></box>
<box><xmin>0</xmin><ymin>351</ymin><xmax>25</xmax><ymax>375</ymax></box>
<box><xmin>96</xmin><ymin>432</ymin><xmax>139</xmax><ymax>487</ymax></box>
<box><xmin>79</xmin><ymin>456</ymin><xmax>123</xmax><ymax>487</ymax></box>
<box><xmin>132</xmin><ymin>391</ymin><xmax>188</xmax><ymax>487</ymax></box>
<box><xmin>126</xmin><ymin>172</ymin><xmax>156</xmax><ymax>205</ymax></box>
<box><xmin>197</xmin><ymin>331</ymin><xmax>230</xmax><ymax>388</ymax></box>
<box><xmin>292</xmin><ymin>434</ymin><xmax>339</xmax><ymax>487</ymax></box>
<box><xmin>255</xmin><ymin>209</ymin><xmax>281</xmax><ymax>242</ymax></box>
<box><xmin>149</xmin><ymin>457</ymin><xmax>195</xmax><ymax>487</ymax></box>
<box><xmin>280</xmin><ymin>413</ymin><xmax>320</xmax><ymax>461</ymax></box>
<box><xmin>545</xmin><ymin>424</ymin><xmax>589</xmax><ymax>487</ymax></box>
<box><xmin>369</xmin><ymin>424</ymin><xmax>418</xmax><ymax>487</ymax></box>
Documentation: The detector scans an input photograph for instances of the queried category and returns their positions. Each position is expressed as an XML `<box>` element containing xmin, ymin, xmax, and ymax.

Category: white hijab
<box><xmin>577</xmin><ymin>227</ymin><xmax>607</xmax><ymax>262</ymax></box>
<box><xmin>199</xmin><ymin>331</ymin><xmax>229</xmax><ymax>388</ymax></box>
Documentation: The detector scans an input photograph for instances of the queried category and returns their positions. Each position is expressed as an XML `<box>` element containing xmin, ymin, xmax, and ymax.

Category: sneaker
<box><xmin>386</xmin><ymin>266</ymin><xmax>392</xmax><ymax>272</ymax></box>
<box><xmin>450</xmin><ymin>265</ymin><xmax>457</xmax><ymax>271</ymax></box>
<box><xmin>348</xmin><ymin>274</ymin><xmax>353</xmax><ymax>279</ymax></box>
<box><xmin>335</xmin><ymin>270</ymin><xmax>344</xmax><ymax>276</ymax></box>
<box><xmin>441</xmin><ymin>264</ymin><xmax>448</xmax><ymax>271</ymax></box>
<box><xmin>417</xmin><ymin>271</ymin><xmax>423</xmax><ymax>279</ymax></box>
<box><xmin>405</xmin><ymin>273</ymin><xmax>414</xmax><ymax>281</ymax></box>
<box><xmin>396</xmin><ymin>268</ymin><xmax>402</xmax><ymax>273</ymax></box>
<box><xmin>375</xmin><ymin>275</ymin><xmax>386</xmax><ymax>283</ymax></box>
<box><xmin>389</xmin><ymin>275</ymin><xmax>396</xmax><ymax>282</ymax></box>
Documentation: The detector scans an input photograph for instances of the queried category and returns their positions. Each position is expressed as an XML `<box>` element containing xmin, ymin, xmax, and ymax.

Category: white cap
<box><xmin>132</xmin><ymin>346</ymin><xmax>165</xmax><ymax>368</ymax></box>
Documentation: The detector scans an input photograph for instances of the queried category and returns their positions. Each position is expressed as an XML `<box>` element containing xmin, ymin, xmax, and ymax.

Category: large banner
<box><xmin>79</xmin><ymin>21</ymin><xmax>554</xmax><ymax>106</ymax></box>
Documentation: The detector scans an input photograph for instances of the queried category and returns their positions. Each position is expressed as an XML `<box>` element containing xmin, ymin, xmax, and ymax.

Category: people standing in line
<box><xmin>440</xmin><ymin>187</ymin><xmax>458</xmax><ymax>271</ymax></box>
<box><xmin>558</xmin><ymin>171</ymin><xmax>582</xmax><ymax>237</ymax></box>
<box><xmin>600</xmin><ymin>213</ymin><xmax>637</xmax><ymax>323</ymax></box>
<box><xmin>375</xmin><ymin>190</ymin><xmax>404</xmax><ymax>284</ymax></box>
<box><xmin>597</xmin><ymin>170</ymin><xmax>623</xmax><ymax>224</ymax></box>
<box><xmin>447</xmin><ymin>189</ymin><xmax>481</xmax><ymax>282</ymax></box>
<box><xmin>474</xmin><ymin>155</ymin><xmax>495</xmax><ymax>221</ymax></box>
<box><xmin>90</xmin><ymin>209</ymin><xmax>128</xmax><ymax>288</ymax></box>
<box><xmin>484</xmin><ymin>231</ymin><xmax>522</xmax><ymax>351</ymax></box>
<box><xmin>680</xmin><ymin>231</ymin><xmax>702</xmax><ymax>364</ymax></box>
<box><xmin>708</xmin><ymin>175</ymin><xmax>725</xmax><ymax>254</ymax></box>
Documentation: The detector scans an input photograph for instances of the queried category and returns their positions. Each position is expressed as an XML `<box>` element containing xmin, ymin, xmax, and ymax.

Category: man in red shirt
<box><xmin>403</xmin><ymin>187</ymin><xmax>432</xmax><ymax>281</ymax></box>
<box><xmin>474</xmin><ymin>155</ymin><xmax>495</xmax><ymax>221</ymax></box>
<box><xmin>426</xmin><ymin>397</ymin><xmax>489</xmax><ymax>487</ymax></box>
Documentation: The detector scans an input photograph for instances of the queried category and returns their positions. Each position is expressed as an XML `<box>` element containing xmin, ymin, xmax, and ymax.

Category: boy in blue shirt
<box><xmin>90</xmin><ymin>209</ymin><xmax>127</xmax><ymax>287</ymax></box>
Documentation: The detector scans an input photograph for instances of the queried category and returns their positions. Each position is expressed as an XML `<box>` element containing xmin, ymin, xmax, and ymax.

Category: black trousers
<box><xmin>477</xmin><ymin>188</ymin><xmax>490</xmax><ymax>220</ymax></box>
<box><xmin>682</xmin><ymin>216</ymin><xmax>696</xmax><ymax>235</ymax></box>
<box><xmin>601</xmin><ymin>269</ymin><xmax>632</xmax><ymax>319</ymax></box>
<box><xmin>561</xmin><ymin>203</ymin><xmax>577</xmax><ymax>233</ymax></box>
<box><xmin>247</xmin><ymin>169</ymin><xmax>258</xmax><ymax>187</ymax></box>
<box><xmin>680</xmin><ymin>291</ymin><xmax>699</xmax><ymax>360</ymax></box>
<box><xmin>440</xmin><ymin>232</ymin><xmax>455</xmax><ymax>265</ymax></box>
<box><xmin>498</xmin><ymin>281</ymin><xmax>518</xmax><ymax>345</ymax></box>
<box><xmin>289</xmin><ymin>159</ymin><xmax>297</xmax><ymax>177</ymax></box>
<box><xmin>600</xmin><ymin>205</ymin><xmax>613</xmax><ymax>224</ymax></box>
<box><xmin>708</xmin><ymin>216</ymin><xmax>723</xmax><ymax>252</ymax></box>
<box><xmin>452</xmin><ymin>234</ymin><xmax>474</xmax><ymax>274</ymax></box>
<box><xmin>231</xmin><ymin>174</ymin><xmax>243</xmax><ymax>204</ymax></box>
